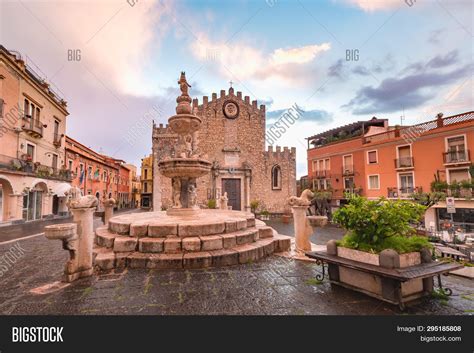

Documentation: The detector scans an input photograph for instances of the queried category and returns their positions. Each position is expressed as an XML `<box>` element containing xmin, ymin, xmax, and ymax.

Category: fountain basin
<box><xmin>44</xmin><ymin>223</ymin><xmax>78</xmax><ymax>241</ymax></box>
<box><xmin>159</xmin><ymin>158</ymin><xmax>212</xmax><ymax>179</ymax></box>
<box><xmin>168</xmin><ymin>114</ymin><xmax>202</xmax><ymax>134</ymax></box>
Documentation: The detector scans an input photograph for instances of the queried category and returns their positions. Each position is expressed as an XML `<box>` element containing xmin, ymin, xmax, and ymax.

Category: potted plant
<box><xmin>330</xmin><ymin>196</ymin><xmax>433</xmax><ymax>301</ymax></box>
<box><xmin>207</xmin><ymin>199</ymin><xmax>217</xmax><ymax>209</ymax></box>
<box><xmin>259</xmin><ymin>209</ymin><xmax>270</xmax><ymax>221</ymax></box>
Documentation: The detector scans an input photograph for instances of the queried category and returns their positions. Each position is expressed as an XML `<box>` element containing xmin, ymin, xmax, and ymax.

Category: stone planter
<box><xmin>326</xmin><ymin>243</ymin><xmax>433</xmax><ymax>306</ymax></box>
<box><xmin>281</xmin><ymin>214</ymin><xmax>292</xmax><ymax>223</ymax></box>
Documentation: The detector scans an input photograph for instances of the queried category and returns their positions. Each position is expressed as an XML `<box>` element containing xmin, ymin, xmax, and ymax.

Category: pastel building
<box><xmin>306</xmin><ymin>111</ymin><xmax>474</xmax><ymax>233</ymax></box>
<box><xmin>0</xmin><ymin>45</ymin><xmax>71</xmax><ymax>224</ymax></box>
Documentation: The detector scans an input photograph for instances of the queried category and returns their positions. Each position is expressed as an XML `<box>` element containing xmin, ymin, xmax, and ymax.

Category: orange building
<box><xmin>65</xmin><ymin>136</ymin><xmax>131</xmax><ymax>209</ymax></box>
<box><xmin>306</xmin><ymin>111</ymin><xmax>474</xmax><ymax>233</ymax></box>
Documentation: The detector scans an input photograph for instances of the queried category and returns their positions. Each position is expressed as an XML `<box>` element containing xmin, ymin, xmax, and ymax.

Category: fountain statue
<box><xmin>90</xmin><ymin>72</ymin><xmax>292</xmax><ymax>271</ymax></box>
<box><xmin>158</xmin><ymin>72</ymin><xmax>212</xmax><ymax>215</ymax></box>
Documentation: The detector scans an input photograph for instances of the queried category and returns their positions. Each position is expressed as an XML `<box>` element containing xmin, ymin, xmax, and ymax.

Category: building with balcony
<box><xmin>306</xmin><ymin>111</ymin><xmax>474</xmax><ymax>232</ymax></box>
<box><xmin>125</xmin><ymin>163</ymin><xmax>141</xmax><ymax>208</ymax></box>
<box><xmin>65</xmin><ymin>136</ymin><xmax>133</xmax><ymax>210</ymax></box>
<box><xmin>140</xmin><ymin>154</ymin><xmax>153</xmax><ymax>209</ymax></box>
<box><xmin>0</xmin><ymin>45</ymin><xmax>70</xmax><ymax>224</ymax></box>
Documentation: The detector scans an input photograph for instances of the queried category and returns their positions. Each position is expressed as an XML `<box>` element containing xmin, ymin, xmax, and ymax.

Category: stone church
<box><xmin>152</xmin><ymin>86</ymin><xmax>296</xmax><ymax>213</ymax></box>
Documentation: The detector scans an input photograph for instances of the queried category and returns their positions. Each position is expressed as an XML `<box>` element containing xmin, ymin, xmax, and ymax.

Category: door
<box><xmin>222</xmin><ymin>179</ymin><xmax>241</xmax><ymax>211</ymax></box>
<box><xmin>52</xmin><ymin>195</ymin><xmax>59</xmax><ymax>215</ymax></box>
<box><xmin>399</xmin><ymin>173</ymin><xmax>414</xmax><ymax>194</ymax></box>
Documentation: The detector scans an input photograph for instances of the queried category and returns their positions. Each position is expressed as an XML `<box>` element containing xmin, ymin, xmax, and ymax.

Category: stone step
<box><xmin>94</xmin><ymin>236</ymin><xmax>289</xmax><ymax>271</ymax></box>
<box><xmin>257</xmin><ymin>226</ymin><xmax>274</xmax><ymax>239</ymax></box>
<box><xmin>108</xmin><ymin>216</ymin><xmax>256</xmax><ymax>238</ymax></box>
<box><xmin>137</xmin><ymin>228</ymin><xmax>259</xmax><ymax>254</ymax></box>
<box><xmin>95</xmin><ymin>226</ymin><xmax>121</xmax><ymax>248</ymax></box>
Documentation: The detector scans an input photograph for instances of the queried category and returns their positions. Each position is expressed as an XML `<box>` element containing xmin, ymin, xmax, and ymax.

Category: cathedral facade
<box><xmin>152</xmin><ymin>86</ymin><xmax>296</xmax><ymax>213</ymax></box>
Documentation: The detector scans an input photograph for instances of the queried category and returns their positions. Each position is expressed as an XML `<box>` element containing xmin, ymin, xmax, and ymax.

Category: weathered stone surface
<box><xmin>236</xmin><ymin>219</ymin><xmax>247</xmax><ymax>230</ymax></box>
<box><xmin>273</xmin><ymin>234</ymin><xmax>291</xmax><ymax>252</ymax></box>
<box><xmin>338</xmin><ymin>247</ymin><xmax>379</xmax><ymax>266</ymax></box>
<box><xmin>113</xmin><ymin>237</ymin><xmax>138</xmax><ymax>252</ymax></box>
<box><xmin>127</xmin><ymin>252</ymin><xmax>148</xmax><ymax>268</ymax></box>
<box><xmin>210</xmin><ymin>248</ymin><xmax>239</xmax><ymax>267</ymax></box>
<box><xmin>95</xmin><ymin>229</ymin><xmax>117</xmax><ymax>248</ymax></box>
<box><xmin>225</xmin><ymin>221</ymin><xmax>238</xmax><ymax>233</ymax></box>
<box><xmin>326</xmin><ymin>240</ymin><xmax>338</xmax><ymax>255</ymax></box>
<box><xmin>379</xmin><ymin>249</ymin><xmax>400</xmax><ymax>269</ymax></box>
<box><xmin>164</xmin><ymin>238</ymin><xmax>182</xmax><ymax>253</ymax></box>
<box><xmin>182</xmin><ymin>237</ymin><xmax>201</xmax><ymax>252</ymax></box>
<box><xmin>148</xmin><ymin>223</ymin><xmax>177</xmax><ymax>237</ymax></box>
<box><xmin>246</xmin><ymin>217</ymin><xmax>256</xmax><ymax>227</ymax></box>
<box><xmin>183</xmin><ymin>252</ymin><xmax>212</xmax><ymax>269</ymax></box>
<box><xmin>221</xmin><ymin>233</ymin><xmax>237</xmax><ymax>249</ymax></box>
<box><xmin>130</xmin><ymin>223</ymin><xmax>148</xmax><ymax>238</ymax></box>
<box><xmin>139</xmin><ymin>237</ymin><xmax>164</xmax><ymax>253</ymax></box>
<box><xmin>147</xmin><ymin>253</ymin><xmax>183</xmax><ymax>269</ymax></box>
<box><xmin>109</xmin><ymin>221</ymin><xmax>130</xmax><ymax>235</ymax></box>
<box><xmin>94</xmin><ymin>252</ymin><xmax>115</xmax><ymax>270</ymax></box>
<box><xmin>258</xmin><ymin>226</ymin><xmax>273</xmax><ymax>239</ymax></box>
<box><xmin>200</xmin><ymin>235</ymin><xmax>223</xmax><ymax>251</ymax></box>
<box><xmin>235</xmin><ymin>230</ymin><xmax>254</xmax><ymax>245</ymax></box>
<box><xmin>179</xmin><ymin>222</ymin><xmax>225</xmax><ymax>237</ymax></box>
<box><xmin>235</xmin><ymin>244</ymin><xmax>259</xmax><ymax>264</ymax></box>
<box><xmin>115</xmin><ymin>252</ymin><xmax>131</xmax><ymax>268</ymax></box>
<box><xmin>257</xmin><ymin>238</ymin><xmax>274</xmax><ymax>256</ymax></box>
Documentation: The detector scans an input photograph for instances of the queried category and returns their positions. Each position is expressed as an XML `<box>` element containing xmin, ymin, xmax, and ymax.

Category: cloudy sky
<box><xmin>1</xmin><ymin>0</ymin><xmax>472</xmax><ymax>177</ymax></box>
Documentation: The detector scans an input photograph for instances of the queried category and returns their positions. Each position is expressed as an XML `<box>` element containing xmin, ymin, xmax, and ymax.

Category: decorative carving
<box><xmin>172</xmin><ymin>178</ymin><xmax>182</xmax><ymax>208</ymax></box>
<box><xmin>178</xmin><ymin>71</ymin><xmax>191</xmax><ymax>96</ymax></box>
<box><xmin>287</xmin><ymin>189</ymin><xmax>314</xmax><ymax>207</ymax></box>
<box><xmin>223</xmin><ymin>100</ymin><xmax>239</xmax><ymax>119</ymax></box>
<box><xmin>66</xmin><ymin>187</ymin><xmax>98</xmax><ymax>209</ymax></box>
<box><xmin>188</xmin><ymin>184</ymin><xmax>197</xmax><ymax>208</ymax></box>
<box><xmin>220</xmin><ymin>192</ymin><xmax>229</xmax><ymax>210</ymax></box>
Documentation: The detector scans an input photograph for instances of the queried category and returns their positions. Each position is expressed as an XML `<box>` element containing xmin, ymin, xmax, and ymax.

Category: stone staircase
<box><xmin>93</xmin><ymin>212</ymin><xmax>291</xmax><ymax>270</ymax></box>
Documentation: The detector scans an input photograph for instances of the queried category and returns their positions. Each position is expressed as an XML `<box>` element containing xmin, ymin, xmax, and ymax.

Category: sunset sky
<box><xmin>1</xmin><ymin>0</ymin><xmax>472</xmax><ymax>176</ymax></box>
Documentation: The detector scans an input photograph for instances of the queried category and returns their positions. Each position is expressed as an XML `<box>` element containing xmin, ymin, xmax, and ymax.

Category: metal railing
<box><xmin>387</xmin><ymin>186</ymin><xmax>422</xmax><ymax>198</ymax></box>
<box><xmin>53</xmin><ymin>133</ymin><xmax>62</xmax><ymax>147</ymax></box>
<box><xmin>0</xmin><ymin>153</ymin><xmax>73</xmax><ymax>181</ymax></box>
<box><xmin>443</xmin><ymin>150</ymin><xmax>470</xmax><ymax>164</ymax></box>
<box><xmin>22</xmin><ymin>115</ymin><xmax>43</xmax><ymax>137</ymax></box>
<box><xmin>395</xmin><ymin>157</ymin><xmax>414</xmax><ymax>168</ymax></box>
<box><xmin>342</xmin><ymin>165</ymin><xmax>354</xmax><ymax>175</ymax></box>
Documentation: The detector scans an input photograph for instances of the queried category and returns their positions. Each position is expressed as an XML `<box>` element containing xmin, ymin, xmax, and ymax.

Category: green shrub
<box><xmin>337</xmin><ymin>232</ymin><xmax>432</xmax><ymax>254</ymax></box>
<box><xmin>250</xmin><ymin>200</ymin><xmax>260</xmax><ymax>213</ymax></box>
<box><xmin>333</xmin><ymin>196</ymin><xmax>427</xmax><ymax>253</ymax></box>
<box><xmin>207</xmin><ymin>199</ymin><xmax>217</xmax><ymax>209</ymax></box>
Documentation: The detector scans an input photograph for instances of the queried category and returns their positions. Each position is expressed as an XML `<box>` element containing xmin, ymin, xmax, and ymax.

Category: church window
<box><xmin>272</xmin><ymin>165</ymin><xmax>282</xmax><ymax>190</ymax></box>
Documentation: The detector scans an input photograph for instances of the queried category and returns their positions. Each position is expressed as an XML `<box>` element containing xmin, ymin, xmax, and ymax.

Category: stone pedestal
<box><xmin>291</xmin><ymin>206</ymin><xmax>313</xmax><ymax>254</ymax></box>
<box><xmin>67</xmin><ymin>207</ymin><xmax>95</xmax><ymax>282</ymax></box>
<box><xmin>103</xmin><ymin>199</ymin><xmax>115</xmax><ymax>225</ymax></box>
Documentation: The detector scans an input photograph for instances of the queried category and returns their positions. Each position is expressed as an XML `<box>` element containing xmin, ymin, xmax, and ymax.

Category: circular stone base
<box><xmin>166</xmin><ymin>207</ymin><xmax>201</xmax><ymax>216</ymax></box>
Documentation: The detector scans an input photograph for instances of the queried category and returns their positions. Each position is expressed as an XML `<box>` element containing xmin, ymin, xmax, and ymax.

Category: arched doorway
<box><xmin>0</xmin><ymin>177</ymin><xmax>14</xmax><ymax>222</ymax></box>
<box><xmin>24</xmin><ymin>182</ymin><xmax>48</xmax><ymax>221</ymax></box>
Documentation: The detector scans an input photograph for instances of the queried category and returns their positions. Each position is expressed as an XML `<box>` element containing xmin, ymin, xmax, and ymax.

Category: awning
<box><xmin>52</xmin><ymin>183</ymin><xmax>72</xmax><ymax>197</ymax></box>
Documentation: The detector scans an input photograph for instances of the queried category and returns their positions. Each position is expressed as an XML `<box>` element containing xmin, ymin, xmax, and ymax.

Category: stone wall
<box><xmin>152</xmin><ymin>87</ymin><xmax>296</xmax><ymax>213</ymax></box>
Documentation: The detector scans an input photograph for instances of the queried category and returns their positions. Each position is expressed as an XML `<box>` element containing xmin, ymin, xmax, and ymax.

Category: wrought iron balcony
<box><xmin>343</xmin><ymin>187</ymin><xmax>362</xmax><ymax>195</ymax></box>
<box><xmin>342</xmin><ymin>165</ymin><xmax>354</xmax><ymax>176</ymax></box>
<box><xmin>22</xmin><ymin>115</ymin><xmax>43</xmax><ymax>138</ymax></box>
<box><xmin>443</xmin><ymin>150</ymin><xmax>470</xmax><ymax>164</ymax></box>
<box><xmin>53</xmin><ymin>133</ymin><xmax>62</xmax><ymax>147</ymax></box>
<box><xmin>314</xmin><ymin>170</ymin><xmax>330</xmax><ymax>178</ymax></box>
<box><xmin>0</xmin><ymin>154</ymin><xmax>72</xmax><ymax>181</ymax></box>
<box><xmin>387</xmin><ymin>186</ymin><xmax>422</xmax><ymax>198</ymax></box>
<box><xmin>394</xmin><ymin>157</ymin><xmax>414</xmax><ymax>169</ymax></box>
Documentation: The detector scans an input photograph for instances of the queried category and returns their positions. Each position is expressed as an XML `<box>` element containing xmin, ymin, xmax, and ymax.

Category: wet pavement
<box><xmin>0</xmin><ymin>208</ymin><xmax>143</xmax><ymax>243</ymax></box>
<box><xmin>0</xmin><ymin>220</ymin><xmax>472</xmax><ymax>315</ymax></box>
<box><xmin>265</xmin><ymin>218</ymin><xmax>345</xmax><ymax>245</ymax></box>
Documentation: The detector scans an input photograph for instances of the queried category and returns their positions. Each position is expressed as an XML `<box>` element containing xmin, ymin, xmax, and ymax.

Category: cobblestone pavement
<box><xmin>1</xmin><ymin>233</ymin><xmax>473</xmax><ymax>315</ymax></box>
<box><xmin>0</xmin><ymin>208</ymin><xmax>143</xmax><ymax>243</ymax></box>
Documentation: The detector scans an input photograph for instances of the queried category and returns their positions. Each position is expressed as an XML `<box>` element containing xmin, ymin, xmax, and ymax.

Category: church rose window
<box><xmin>223</xmin><ymin>100</ymin><xmax>239</xmax><ymax>119</ymax></box>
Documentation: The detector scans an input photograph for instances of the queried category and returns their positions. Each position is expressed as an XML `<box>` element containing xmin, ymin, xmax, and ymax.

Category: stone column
<box><xmin>103</xmin><ymin>199</ymin><xmax>115</xmax><ymax>225</ymax></box>
<box><xmin>291</xmin><ymin>205</ymin><xmax>313</xmax><ymax>254</ymax></box>
<box><xmin>244</xmin><ymin>173</ymin><xmax>251</xmax><ymax>212</ymax></box>
<box><xmin>67</xmin><ymin>207</ymin><xmax>95</xmax><ymax>282</ymax></box>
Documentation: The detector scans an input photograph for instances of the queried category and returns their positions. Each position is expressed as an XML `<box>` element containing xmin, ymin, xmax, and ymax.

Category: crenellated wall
<box><xmin>152</xmin><ymin>86</ymin><xmax>296</xmax><ymax>213</ymax></box>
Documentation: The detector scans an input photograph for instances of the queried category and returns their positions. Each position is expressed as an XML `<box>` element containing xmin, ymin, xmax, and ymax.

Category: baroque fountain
<box><xmin>91</xmin><ymin>72</ymin><xmax>291</xmax><ymax>270</ymax></box>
